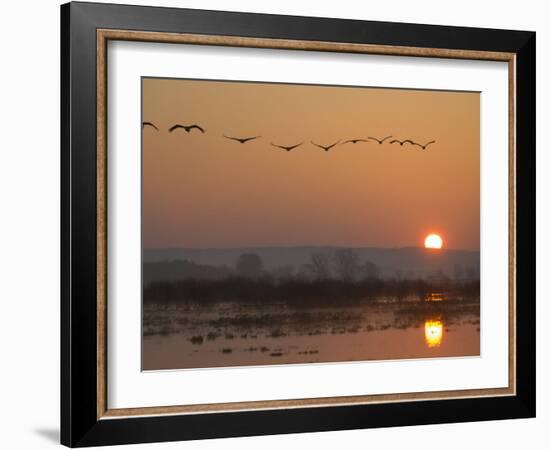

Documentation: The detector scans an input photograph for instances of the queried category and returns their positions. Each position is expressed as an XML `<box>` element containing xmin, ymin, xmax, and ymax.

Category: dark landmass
<box><xmin>143</xmin><ymin>246</ymin><xmax>479</xmax><ymax>287</ymax></box>
<box><xmin>144</xmin><ymin>276</ymin><xmax>480</xmax><ymax>307</ymax></box>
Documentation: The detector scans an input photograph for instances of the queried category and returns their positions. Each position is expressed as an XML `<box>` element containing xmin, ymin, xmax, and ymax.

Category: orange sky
<box><xmin>142</xmin><ymin>77</ymin><xmax>480</xmax><ymax>250</ymax></box>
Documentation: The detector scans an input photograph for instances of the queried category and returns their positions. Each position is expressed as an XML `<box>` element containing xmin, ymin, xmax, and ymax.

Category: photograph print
<box><xmin>141</xmin><ymin>77</ymin><xmax>481</xmax><ymax>371</ymax></box>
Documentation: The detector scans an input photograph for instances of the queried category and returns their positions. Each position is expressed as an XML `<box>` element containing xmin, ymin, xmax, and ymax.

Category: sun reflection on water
<box><xmin>424</xmin><ymin>320</ymin><xmax>443</xmax><ymax>347</ymax></box>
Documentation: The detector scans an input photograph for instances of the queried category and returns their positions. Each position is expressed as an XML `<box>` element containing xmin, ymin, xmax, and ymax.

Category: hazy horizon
<box><xmin>143</xmin><ymin>244</ymin><xmax>480</xmax><ymax>252</ymax></box>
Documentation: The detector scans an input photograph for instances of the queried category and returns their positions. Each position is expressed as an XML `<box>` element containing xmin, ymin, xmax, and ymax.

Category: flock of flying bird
<box><xmin>142</xmin><ymin>121</ymin><xmax>436</xmax><ymax>151</ymax></box>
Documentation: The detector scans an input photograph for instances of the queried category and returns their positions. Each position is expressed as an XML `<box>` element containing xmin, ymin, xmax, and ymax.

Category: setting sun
<box><xmin>424</xmin><ymin>234</ymin><xmax>443</xmax><ymax>249</ymax></box>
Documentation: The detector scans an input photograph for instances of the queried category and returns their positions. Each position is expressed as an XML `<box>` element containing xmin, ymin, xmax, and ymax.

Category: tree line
<box><xmin>143</xmin><ymin>249</ymin><xmax>480</xmax><ymax>305</ymax></box>
<box><xmin>232</xmin><ymin>249</ymin><xmax>478</xmax><ymax>282</ymax></box>
<box><xmin>144</xmin><ymin>273</ymin><xmax>480</xmax><ymax>306</ymax></box>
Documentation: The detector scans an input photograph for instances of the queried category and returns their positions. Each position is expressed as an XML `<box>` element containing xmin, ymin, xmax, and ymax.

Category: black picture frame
<box><xmin>61</xmin><ymin>1</ymin><xmax>535</xmax><ymax>447</ymax></box>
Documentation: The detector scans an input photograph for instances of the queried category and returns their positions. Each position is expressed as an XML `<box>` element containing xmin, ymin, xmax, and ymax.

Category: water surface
<box><xmin>143</xmin><ymin>298</ymin><xmax>480</xmax><ymax>370</ymax></box>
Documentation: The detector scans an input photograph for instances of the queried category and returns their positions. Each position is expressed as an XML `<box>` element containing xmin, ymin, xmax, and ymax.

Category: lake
<box><xmin>143</xmin><ymin>298</ymin><xmax>480</xmax><ymax>370</ymax></box>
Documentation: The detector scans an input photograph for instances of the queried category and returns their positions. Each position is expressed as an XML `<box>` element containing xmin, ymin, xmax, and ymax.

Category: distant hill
<box><xmin>143</xmin><ymin>246</ymin><xmax>479</xmax><ymax>282</ymax></box>
<box><xmin>144</xmin><ymin>260</ymin><xmax>232</xmax><ymax>286</ymax></box>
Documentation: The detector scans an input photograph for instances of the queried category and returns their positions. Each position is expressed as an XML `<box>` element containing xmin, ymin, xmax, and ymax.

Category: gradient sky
<box><xmin>142</xmin><ymin>78</ymin><xmax>480</xmax><ymax>250</ymax></box>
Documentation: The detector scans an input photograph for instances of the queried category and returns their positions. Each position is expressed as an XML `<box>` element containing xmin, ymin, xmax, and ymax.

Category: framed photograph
<box><xmin>61</xmin><ymin>2</ymin><xmax>536</xmax><ymax>447</ymax></box>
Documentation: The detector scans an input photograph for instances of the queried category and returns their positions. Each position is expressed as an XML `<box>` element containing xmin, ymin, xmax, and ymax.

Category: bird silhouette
<box><xmin>223</xmin><ymin>135</ymin><xmax>261</xmax><ymax>144</ymax></box>
<box><xmin>142</xmin><ymin>121</ymin><xmax>159</xmax><ymax>131</ymax></box>
<box><xmin>271</xmin><ymin>142</ymin><xmax>304</xmax><ymax>152</ymax></box>
<box><xmin>410</xmin><ymin>140</ymin><xmax>436</xmax><ymax>150</ymax></box>
<box><xmin>311</xmin><ymin>140</ymin><xmax>341</xmax><ymax>152</ymax></box>
<box><xmin>169</xmin><ymin>124</ymin><xmax>205</xmax><ymax>133</ymax></box>
<box><xmin>368</xmin><ymin>135</ymin><xmax>392</xmax><ymax>144</ymax></box>
<box><xmin>343</xmin><ymin>138</ymin><xmax>370</xmax><ymax>145</ymax></box>
<box><xmin>390</xmin><ymin>139</ymin><xmax>415</xmax><ymax>147</ymax></box>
